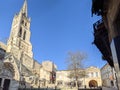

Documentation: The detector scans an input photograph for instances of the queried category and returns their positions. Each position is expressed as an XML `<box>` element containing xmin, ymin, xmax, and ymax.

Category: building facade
<box><xmin>101</xmin><ymin>63</ymin><xmax>117</xmax><ymax>88</ymax></box>
<box><xmin>92</xmin><ymin>0</ymin><xmax>120</xmax><ymax>89</ymax></box>
<box><xmin>56</xmin><ymin>66</ymin><xmax>102</xmax><ymax>88</ymax></box>
<box><xmin>40</xmin><ymin>61</ymin><xmax>57</xmax><ymax>87</ymax></box>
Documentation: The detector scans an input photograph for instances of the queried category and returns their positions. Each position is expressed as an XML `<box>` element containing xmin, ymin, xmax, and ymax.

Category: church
<box><xmin>0</xmin><ymin>0</ymin><xmax>57</xmax><ymax>90</ymax></box>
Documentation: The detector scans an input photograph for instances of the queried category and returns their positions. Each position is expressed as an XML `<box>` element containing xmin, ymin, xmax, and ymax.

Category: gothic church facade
<box><xmin>0</xmin><ymin>1</ymin><xmax>56</xmax><ymax>90</ymax></box>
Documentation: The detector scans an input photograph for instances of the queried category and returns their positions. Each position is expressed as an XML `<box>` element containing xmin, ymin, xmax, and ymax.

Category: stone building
<box><xmin>40</xmin><ymin>61</ymin><xmax>57</xmax><ymax>87</ymax></box>
<box><xmin>56</xmin><ymin>70</ymin><xmax>71</xmax><ymax>87</ymax></box>
<box><xmin>56</xmin><ymin>66</ymin><xmax>102</xmax><ymax>88</ymax></box>
<box><xmin>92</xmin><ymin>0</ymin><xmax>120</xmax><ymax>89</ymax></box>
<box><xmin>0</xmin><ymin>0</ymin><xmax>40</xmax><ymax>89</ymax></box>
<box><xmin>101</xmin><ymin>63</ymin><xmax>117</xmax><ymax>88</ymax></box>
<box><xmin>0</xmin><ymin>1</ymin><xmax>57</xmax><ymax>90</ymax></box>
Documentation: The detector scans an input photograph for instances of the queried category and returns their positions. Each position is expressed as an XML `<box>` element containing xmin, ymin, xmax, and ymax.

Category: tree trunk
<box><xmin>84</xmin><ymin>77</ymin><xmax>86</xmax><ymax>88</ymax></box>
<box><xmin>75</xmin><ymin>76</ymin><xmax>78</xmax><ymax>89</ymax></box>
<box><xmin>76</xmin><ymin>80</ymin><xmax>78</xmax><ymax>88</ymax></box>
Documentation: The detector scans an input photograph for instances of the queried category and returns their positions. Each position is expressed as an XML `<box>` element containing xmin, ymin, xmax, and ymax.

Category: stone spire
<box><xmin>20</xmin><ymin>0</ymin><xmax>28</xmax><ymax>17</ymax></box>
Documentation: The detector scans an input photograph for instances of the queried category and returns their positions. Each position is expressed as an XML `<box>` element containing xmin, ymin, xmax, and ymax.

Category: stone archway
<box><xmin>2</xmin><ymin>54</ymin><xmax>22</xmax><ymax>89</ymax></box>
<box><xmin>4</xmin><ymin>55</ymin><xmax>21</xmax><ymax>81</ymax></box>
<box><xmin>89</xmin><ymin>80</ymin><xmax>98</xmax><ymax>87</ymax></box>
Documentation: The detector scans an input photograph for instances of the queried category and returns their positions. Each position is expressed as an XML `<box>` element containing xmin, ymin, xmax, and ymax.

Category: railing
<box><xmin>93</xmin><ymin>19</ymin><xmax>104</xmax><ymax>31</ymax></box>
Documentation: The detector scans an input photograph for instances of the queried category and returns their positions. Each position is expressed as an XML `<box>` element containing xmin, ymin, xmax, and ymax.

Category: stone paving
<box><xmin>18</xmin><ymin>87</ymin><xmax>118</xmax><ymax>90</ymax></box>
<box><xmin>102</xmin><ymin>87</ymin><xmax>118</xmax><ymax>90</ymax></box>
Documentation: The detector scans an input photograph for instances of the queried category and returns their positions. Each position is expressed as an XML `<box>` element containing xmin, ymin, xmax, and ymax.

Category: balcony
<box><xmin>93</xmin><ymin>20</ymin><xmax>114</xmax><ymax>67</ymax></box>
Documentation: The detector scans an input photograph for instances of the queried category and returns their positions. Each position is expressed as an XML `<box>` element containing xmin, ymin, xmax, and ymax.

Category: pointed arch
<box><xmin>4</xmin><ymin>55</ymin><xmax>20</xmax><ymax>81</ymax></box>
<box><xmin>21</xmin><ymin>20</ymin><xmax>24</xmax><ymax>24</ymax></box>
<box><xmin>18</xmin><ymin>27</ymin><xmax>22</xmax><ymax>37</ymax></box>
<box><xmin>23</xmin><ymin>31</ymin><xmax>26</xmax><ymax>40</ymax></box>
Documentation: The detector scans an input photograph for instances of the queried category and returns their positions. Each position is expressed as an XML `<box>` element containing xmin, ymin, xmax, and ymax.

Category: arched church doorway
<box><xmin>89</xmin><ymin>80</ymin><xmax>98</xmax><ymax>87</ymax></box>
<box><xmin>3</xmin><ymin>79</ymin><xmax>10</xmax><ymax>90</ymax></box>
<box><xmin>0</xmin><ymin>62</ymin><xmax>15</xmax><ymax>90</ymax></box>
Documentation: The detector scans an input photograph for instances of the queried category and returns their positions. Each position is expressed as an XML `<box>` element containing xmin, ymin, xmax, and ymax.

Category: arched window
<box><xmin>23</xmin><ymin>31</ymin><xmax>26</xmax><ymax>40</ymax></box>
<box><xmin>21</xmin><ymin>20</ymin><xmax>24</xmax><ymax>24</ymax></box>
<box><xmin>18</xmin><ymin>27</ymin><xmax>22</xmax><ymax>37</ymax></box>
<box><xmin>25</xmin><ymin>23</ymin><xmax>27</xmax><ymax>26</ymax></box>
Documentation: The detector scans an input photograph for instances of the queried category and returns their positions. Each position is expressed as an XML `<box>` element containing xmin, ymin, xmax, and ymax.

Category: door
<box><xmin>0</xmin><ymin>78</ymin><xmax>2</xmax><ymax>89</ymax></box>
<box><xmin>3</xmin><ymin>79</ymin><xmax>10</xmax><ymax>90</ymax></box>
<box><xmin>0</xmin><ymin>78</ymin><xmax>2</xmax><ymax>87</ymax></box>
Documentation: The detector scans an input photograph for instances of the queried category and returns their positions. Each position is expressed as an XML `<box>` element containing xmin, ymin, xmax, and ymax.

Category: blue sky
<box><xmin>0</xmin><ymin>0</ymin><xmax>107</xmax><ymax>70</ymax></box>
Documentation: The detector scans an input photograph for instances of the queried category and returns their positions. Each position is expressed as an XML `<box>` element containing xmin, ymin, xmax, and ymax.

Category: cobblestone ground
<box><xmin>58</xmin><ymin>87</ymin><xmax>118</xmax><ymax>90</ymax></box>
<box><xmin>18</xmin><ymin>87</ymin><xmax>118</xmax><ymax>90</ymax></box>
<box><xmin>102</xmin><ymin>87</ymin><xmax>118</xmax><ymax>90</ymax></box>
<box><xmin>60</xmin><ymin>87</ymin><xmax>77</xmax><ymax>90</ymax></box>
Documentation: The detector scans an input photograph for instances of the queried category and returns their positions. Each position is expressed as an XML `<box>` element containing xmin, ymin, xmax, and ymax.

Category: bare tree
<box><xmin>66</xmin><ymin>51</ymin><xmax>87</xmax><ymax>88</ymax></box>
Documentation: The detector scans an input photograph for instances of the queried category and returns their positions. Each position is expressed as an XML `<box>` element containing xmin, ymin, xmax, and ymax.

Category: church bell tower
<box><xmin>7</xmin><ymin>0</ymin><xmax>33</xmax><ymax>59</ymax></box>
